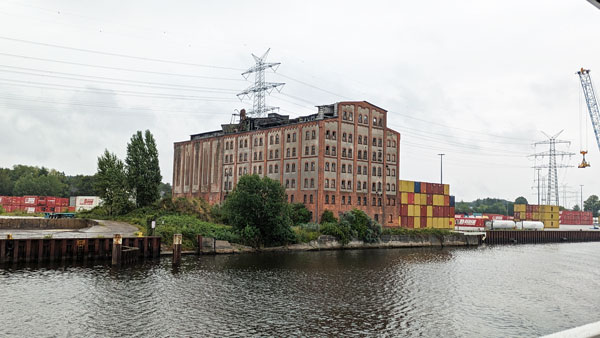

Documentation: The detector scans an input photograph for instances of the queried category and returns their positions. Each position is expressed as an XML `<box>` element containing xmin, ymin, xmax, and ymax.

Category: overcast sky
<box><xmin>0</xmin><ymin>0</ymin><xmax>599</xmax><ymax>206</ymax></box>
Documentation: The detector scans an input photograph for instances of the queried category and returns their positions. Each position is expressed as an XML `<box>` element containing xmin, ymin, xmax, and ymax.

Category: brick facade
<box><xmin>173</xmin><ymin>101</ymin><xmax>401</xmax><ymax>226</ymax></box>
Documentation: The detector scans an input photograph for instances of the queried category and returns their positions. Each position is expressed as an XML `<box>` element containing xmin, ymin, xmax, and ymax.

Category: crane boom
<box><xmin>577</xmin><ymin>68</ymin><xmax>600</xmax><ymax>153</ymax></box>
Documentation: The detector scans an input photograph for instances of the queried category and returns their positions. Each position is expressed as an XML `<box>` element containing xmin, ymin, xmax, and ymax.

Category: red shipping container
<box><xmin>450</xmin><ymin>207</ymin><xmax>455</xmax><ymax>216</ymax></box>
<box><xmin>0</xmin><ymin>196</ymin><xmax>6</xmax><ymax>205</ymax></box>
<box><xmin>427</xmin><ymin>194</ymin><xmax>433</xmax><ymax>205</ymax></box>
<box><xmin>444</xmin><ymin>195</ymin><xmax>450</xmax><ymax>206</ymax></box>
<box><xmin>407</xmin><ymin>193</ymin><xmax>414</xmax><ymax>204</ymax></box>
<box><xmin>46</xmin><ymin>197</ymin><xmax>57</xmax><ymax>207</ymax></box>
<box><xmin>23</xmin><ymin>196</ymin><xmax>38</xmax><ymax>205</ymax></box>
<box><xmin>421</xmin><ymin>206</ymin><xmax>427</xmax><ymax>217</ymax></box>
<box><xmin>407</xmin><ymin>217</ymin><xmax>414</xmax><ymax>228</ymax></box>
<box><xmin>401</xmin><ymin>216</ymin><xmax>408</xmax><ymax>227</ymax></box>
<box><xmin>456</xmin><ymin>218</ymin><xmax>486</xmax><ymax>227</ymax></box>
<box><xmin>61</xmin><ymin>198</ymin><xmax>69</xmax><ymax>206</ymax></box>
<box><xmin>400</xmin><ymin>205</ymin><xmax>408</xmax><ymax>217</ymax></box>
<box><xmin>421</xmin><ymin>217</ymin><xmax>427</xmax><ymax>228</ymax></box>
<box><xmin>68</xmin><ymin>206</ymin><xmax>76</xmax><ymax>212</ymax></box>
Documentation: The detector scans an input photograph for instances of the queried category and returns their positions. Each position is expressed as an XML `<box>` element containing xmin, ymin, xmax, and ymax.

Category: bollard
<box><xmin>173</xmin><ymin>234</ymin><xmax>182</xmax><ymax>265</ymax></box>
<box><xmin>112</xmin><ymin>234</ymin><xmax>122</xmax><ymax>266</ymax></box>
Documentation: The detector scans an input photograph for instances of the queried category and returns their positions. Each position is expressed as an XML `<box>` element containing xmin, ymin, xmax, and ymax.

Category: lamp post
<box><xmin>438</xmin><ymin>154</ymin><xmax>445</xmax><ymax>184</ymax></box>
<box><xmin>581</xmin><ymin>185</ymin><xmax>584</xmax><ymax>210</ymax></box>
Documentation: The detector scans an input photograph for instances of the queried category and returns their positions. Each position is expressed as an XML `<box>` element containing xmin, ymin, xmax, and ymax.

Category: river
<box><xmin>2</xmin><ymin>243</ymin><xmax>600</xmax><ymax>337</ymax></box>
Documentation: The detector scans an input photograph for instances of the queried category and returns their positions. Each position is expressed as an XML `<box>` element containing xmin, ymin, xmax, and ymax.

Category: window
<box><xmin>378</xmin><ymin>152</ymin><xmax>382</xmax><ymax>162</ymax></box>
<box><xmin>373</xmin><ymin>137</ymin><xmax>377</xmax><ymax>145</ymax></box>
<box><xmin>305</xmin><ymin>162</ymin><xmax>309</xmax><ymax>171</ymax></box>
<box><xmin>244</xmin><ymin>153</ymin><xmax>248</xmax><ymax>161</ymax></box>
<box><xmin>305</xmin><ymin>146</ymin><xmax>309</xmax><ymax>155</ymax></box>
<box><xmin>286</xmin><ymin>179</ymin><xmax>290</xmax><ymax>188</ymax></box>
<box><xmin>292</xmin><ymin>163</ymin><xmax>296</xmax><ymax>172</ymax></box>
<box><xmin>325</xmin><ymin>146</ymin><xmax>330</xmax><ymax>155</ymax></box>
<box><xmin>286</xmin><ymin>148</ymin><xmax>290</xmax><ymax>158</ymax></box>
<box><xmin>325</xmin><ymin>195</ymin><xmax>329</xmax><ymax>204</ymax></box>
<box><xmin>331</xmin><ymin>195</ymin><xmax>335</xmax><ymax>204</ymax></box>
<box><xmin>270</xmin><ymin>136</ymin><xmax>274</xmax><ymax>145</ymax></box>
<box><xmin>342</xmin><ymin>148</ymin><xmax>347</xmax><ymax>158</ymax></box>
<box><xmin>372</xmin><ymin>167</ymin><xmax>377</xmax><ymax>176</ymax></box>
<box><xmin>293</xmin><ymin>133</ymin><xmax>296</xmax><ymax>142</ymax></box>
<box><xmin>260</xmin><ymin>138</ymin><xmax>263</xmax><ymax>146</ymax></box>
<box><xmin>310</xmin><ymin>194</ymin><xmax>313</xmax><ymax>204</ymax></box>
<box><xmin>363</xmin><ymin>152</ymin><xmax>367</xmax><ymax>160</ymax></box>
<box><xmin>225</xmin><ymin>142</ymin><xmax>229</xmax><ymax>150</ymax></box>
<box><xmin>348</xmin><ymin>164</ymin><xmax>352</xmax><ymax>173</ymax></box>
<box><xmin>373</xmin><ymin>117</ymin><xmax>377</xmax><ymax>125</ymax></box>
<box><xmin>311</xmin><ymin>145</ymin><xmax>316</xmax><ymax>155</ymax></box>
<box><xmin>259</xmin><ymin>166</ymin><xmax>262</xmax><ymax>174</ymax></box>
<box><xmin>341</xmin><ymin>180</ymin><xmax>345</xmax><ymax>189</ymax></box>
<box><xmin>326</xmin><ymin>130</ymin><xmax>330</xmax><ymax>139</ymax></box>
<box><xmin>332</xmin><ymin>147</ymin><xmax>336</xmax><ymax>156</ymax></box>
<box><xmin>372</xmin><ymin>197</ymin><xmax>376</xmax><ymax>206</ymax></box>
<box><xmin>363</xmin><ymin>182</ymin><xmax>367</xmax><ymax>190</ymax></box>
<box><xmin>292</xmin><ymin>148</ymin><xmax>296</xmax><ymax>157</ymax></box>
<box><xmin>357</xmin><ymin>197</ymin><xmax>361</xmax><ymax>205</ymax></box>
<box><xmin>349</xmin><ymin>112</ymin><xmax>353</xmax><ymax>121</ymax></box>
<box><xmin>349</xmin><ymin>134</ymin><xmax>353</xmax><ymax>143</ymax></box>
<box><xmin>311</xmin><ymin>161</ymin><xmax>315</xmax><ymax>171</ymax></box>
<box><xmin>392</xmin><ymin>169</ymin><xmax>396</xmax><ymax>176</ymax></box>
<box><xmin>358</xmin><ymin>136</ymin><xmax>362</xmax><ymax>145</ymax></box>
<box><xmin>342</xmin><ymin>164</ymin><xmax>346</xmax><ymax>173</ymax></box>
<box><xmin>379</xmin><ymin>119</ymin><xmax>383</xmax><ymax>127</ymax></box>
<box><xmin>348</xmin><ymin>180</ymin><xmax>352</xmax><ymax>190</ymax></box>
<box><xmin>275</xmin><ymin>150</ymin><xmax>279</xmax><ymax>158</ymax></box>
<box><xmin>240</xmin><ymin>140</ymin><xmax>244</xmax><ymax>148</ymax></box>
<box><xmin>342</xmin><ymin>133</ymin><xmax>347</xmax><ymax>142</ymax></box>
<box><xmin>374</xmin><ymin>214</ymin><xmax>379</xmax><ymax>222</ymax></box>
<box><xmin>387</xmin><ymin>183</ymin><xmax>390</xmax><ymax>191</ymax></box>
<box><xmin>342</xmin><ymin>196</ymin><xmax>346</xmax><ymax>205</ymax></box>
<box><xmin>392</xmin><ymin>184</ymin><xmax>396</xmax><ymax>192</ymax></box>
<box><xmin>259</xmin><ymin>152</ymin><xmax>263</xmax><ymax>160</ymax></box>
<box><xmin>357</xmin><ymin>181</ymin><xmax>361</xmax><ymax>190</ymax></box>
<box><xmin>387</xmin><ymin>167</ymin><xmax>391</xmax><ymax>176</ymax></box>
<box><xmin>274</xmin><ymin>164</ymin><xmax>279</xmax><ymax>173</ymax></box>
<box><xmin>372</xmin><ymin>152</ymin><xmax>377</xmax><ymax>161</ymax></box>
<box><xmin>331</xmin><ymin>163</ymin><xmax>336</xmax><ymax>172</ymax></box>
<box><xmin>348</xmin><ymin>196</ymin><xmax>352</xmax><ymax>205</ymax></box>
<box><xmin>378</xmin><ymin>182</ymin><xmax>382</xmax><ymax>191</ymax></box>
<box><xmin>325</xmin><ymin>162</ymin><xmax>330</xmax><ymax>171</ymax></box>
<box><xmin>387</xmin><ymin>140</ymin><xmax>391</xmax><ymax>147</ymax></box>
<box><xmin>244</xmin><ymin>140</ymin><xmax>248</xmax><ymax>147</ymax></box>
<box><xmin>372</xmin><ymin>183</ymin><xmax>376</xmax><ymax>192</ymax></box>
<box><xmin>254</xmin><ymin>138</ymin><xmax>258</xmax><ymax>147</ymax></box>
<box><xmin>378</xmin><ymin>139</ymin><xmax>382</xmax><ymax>147</ymax></box>
<box><xmin>253</xmin><ymin>152</ymin><xmax>257</xmax><ymax>161</ymax></box>
<box><xmin>239</xmin><ymin>167</ymin><xmax>243</xmax><ymax>176</ymax></box>
<box><xmin>304</xmin><ymin>179</ymin><xmax>308</xmax><ymax>188</ymax></box>
<box><xmin>364</xmin><ymin>136</ymin><xmax>368</xmax><ymax>146</ymax></box>
<box><xmin>343</xmin><ymin>111</ymin><xmax>348</xmax><ymax>120</ymax></box>
<box><xmin>378</xmin><ymin>198</ymin><xmax>382</xmax><ymax>206</ymax></box>
<box><xmin>325</xmin><ymin>179</ymin><xmax>329</xmax><ymax>188</ymax></box>
<box><xmin>387</xmin><ymin>154</ymin><xmax>390</xmax><ymax>161</ymax></box>
<box><xmin>243</xmin><ymin>167</ymin><xmax>248</xmax><ymax>174</ymax></box>
<box><xmin>312</xmin><ymin>130</ymin><xmax>316</xmax><ymax>139</ymax></box>
<box><xmin>332</xmin><ymin>131</ymin><xmax>336</xmax><ymax>140</ymax></box>
<box><xmin>304</xmin><ymin>194</ymin><xmax>307</xmax><ymax>203</ymax></box>
<box><xmin>378</xmin><ymin>167</ymin><xmax>382</xmax><ymax>176</ymax></box>
<box><xmin>363</xmin><ymin>196</ymin><xmax>367</xmax><ymax>205</ymax></box>
<box><xmin>359</xmin><ymin>114</ymin><xmax>363</xmax><ymax>123</ymax></box>
<box><xmin>349</xmin><ymin>149</ymin><xmax>352</xmax><ymax>158</ymax></box>
<box><xmin>287</xmin><ymin>133</ymin><xmax>291</xmax><ymax>143</ymax></box>
<box><xmin>290</xmin><ymin>195</ymin><xmax>294</xmax><ymax>202</ymax></box>
<box><xmin>275</xmin><ymin>135</ymin><xmax>280</xmax><ymax>144</ymax></box>
<box><xmin>310</xmin><ymin>178</ymin><xmax>315</xmax><ymax>188</ymax></box>
<box><xmin>286</xmin><ymin>163</ymin><xmax>290</xmax><ymax>173</ymax></box>
<box><xmin>331</xmin><ymin>179</ymin><xmax>336</xmax><ymax>188</ymax></box>
<box><xmin>269</xmin><ymin>150</ymin><xmax>273</xmax><ymax>159</ymax></box>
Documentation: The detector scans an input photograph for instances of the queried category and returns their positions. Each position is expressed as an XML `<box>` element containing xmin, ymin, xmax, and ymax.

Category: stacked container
<box><xmin>398</xmin><ymin>180</ymin><xmax>454</xmax><ymax>229</ymax></box>
<box><xmin>514</xmin><ymin>204</ymin><xmax>559</xmax><ymax>228</ymax></box>
<box><xmin>559</xmin><ymin>211</ymin><xmax>593</xmax><ymax>225</ymax></box>
<box><xmin>0</xmin><ymin>195</ymin><xmax>74</xmax><ymax>214</ymax></box>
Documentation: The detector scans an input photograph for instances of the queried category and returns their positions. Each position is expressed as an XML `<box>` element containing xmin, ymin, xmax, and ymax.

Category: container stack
<box><xmin>513</xmin><ymin>204</ymin><xmax>559</xmax><ymax>228</ymax></box>
<box><xmin>559</xmin><ymin>210</ymin><xmax>593</xmax><ymax>225</ymax></box>
<box><xmin>0</xmin><ymin>196</ymin><xmax>70</xmax><ymax>213</ymax></box>
<box><xmin>398</xmin><ymin>180</ymin><xmax>455</xmax><ymax>229</ymax></box>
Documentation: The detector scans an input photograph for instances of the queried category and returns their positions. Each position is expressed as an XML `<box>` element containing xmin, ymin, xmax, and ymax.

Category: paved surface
<box><xmin>0</xmin><ymin>218</ymin><xmax>140</xmax><ymax>239</ymax></box>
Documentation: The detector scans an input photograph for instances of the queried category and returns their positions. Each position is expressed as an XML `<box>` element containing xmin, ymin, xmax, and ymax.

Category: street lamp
<box><xmin>438</xmin><ymin>154</ymin><xmax>445</xmax><ymax>184</ymax></box>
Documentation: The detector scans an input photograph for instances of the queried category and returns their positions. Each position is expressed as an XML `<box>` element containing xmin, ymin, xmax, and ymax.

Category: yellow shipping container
<box><xmin>443</xmin><ymin>184</ymin><xmax>450</xmax><ymax>196</ymax></box>
<box><xmin>540</xmin><ymin>205</ymin><xmax>551</xmax><ymax>213</ymax></box>
<box><xmin>544</xmin><ymin>220</ymin><xmax>559</xmax><ymax>228</ymax></box>
<box><xmin>400</xmin><ymin>180</ymin><xmax>414</xmax><ymax>193</ymax></box>
<box><xmin>427</xmin><ymin>206</ymin><xmax>433</xmax><ymax>217</ymax></box>
<box><xmin>427</xmin><ymin>217</ymin><xmax>433</xmax><ymax>228</ymax></box>
<box><xmin>415</xmin><ymin>216</ymin><xmax>421</xmax><ymax>229</ymax></box>
<box><xmin>433</xmin><ymin>217</ymin><xmax>440</xmax><ymax>228</ymax></box>
<box><xmin>408</xmin><ymin>205</ymin><xmax>415</xmax><ymax>217</ymax></box>
<box><xmin>415</xmin><ymin>193</ymin><xmax>423</xmax><ymax>205</ymax></box>
<box><xmin>450</xmin><ymin>217</ymin><xmax>455</xmax><ymax>228</ymax></box>
<box><xmin>401</xmin><ymin>192</ymin><xmax>408</xmax><ymax>204</ymax></box>
<box><xmin>514</xmin><ymin>204</ymin><xmax>526</xmax><ymax>213</ymax></box>
<box><xmin>433</xmin><ymin>195</ymin><xmax>444</xmax><ymax>206</ymax></box>
<box><xmin>532</xmin><ymin>212</ymin><xmax>540</xmax><ymax>220</ymax></box>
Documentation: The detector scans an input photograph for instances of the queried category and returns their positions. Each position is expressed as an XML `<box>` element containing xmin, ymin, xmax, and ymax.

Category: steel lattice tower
<box><xmin>530</xmin><ymin>130</ymin><xmax>574</xmax><ymax>206</ymax></box>
<box><xmin>237</xmin><ymin>49</ymin><xmax>285</xmax><ymax>117</ymax></box>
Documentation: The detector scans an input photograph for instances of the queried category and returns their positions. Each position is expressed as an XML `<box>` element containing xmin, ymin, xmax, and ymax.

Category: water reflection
<box><xmin>2</xmin><ymin>244</ymin><xmax>600</xmax><ymax>337</ymax></box>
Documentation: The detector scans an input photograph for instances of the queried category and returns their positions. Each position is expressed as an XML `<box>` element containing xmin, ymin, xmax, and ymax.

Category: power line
<box><xmin>0</xmin><ymin>35</ymin><xmax>245</xmax><ymax>71</ymax></box>
<box><xmin>0</xmin><ymin>52</ymin><xmax>245</xmax><ymax>81</ymax></box>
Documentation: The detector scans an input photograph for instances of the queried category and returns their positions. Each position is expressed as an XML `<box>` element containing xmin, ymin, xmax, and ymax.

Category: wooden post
<box><xmin>112</xmin><ymin>234</ymin><xmax>122</xmax><ymax>266</ymax></box>
<box><xmin>197</xmin><ymin>235</ymin><xmax>203</xmax><ymax>255</ymax></box>
<box><xmin>173</xmin><ymin>234</ymin><xmax>182</xmax><ymax>265</ymax></box>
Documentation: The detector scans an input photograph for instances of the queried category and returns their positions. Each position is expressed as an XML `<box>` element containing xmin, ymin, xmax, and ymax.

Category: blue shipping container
<box><xmin>449</xmin><ymin>195</ymin><xmax>455</xmax><ymax>207</ymax></box>
<box><xmin>414</xmin><ymin>181</ymin><xmax>421</xmax><ymax>193</ymax></box>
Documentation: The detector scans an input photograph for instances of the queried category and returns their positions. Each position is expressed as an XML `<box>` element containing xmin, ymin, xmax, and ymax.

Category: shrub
<box><xmin>292</xmin><ymin>223</ymin><xmax>320</xmax><ymax>243</ymax></box>
<box><xmin>339</xmin><ymin>209</ymin><xmax>382</xmax><ymax>243</ymax></box>
<box><xmin>319</xmin><ymin>222</ymin><xmax>350</xmax><ymax>244</ymax></box>
<box><xmin>0</xmin><ymin>205</ymin><xmax>4</xmax><ymax>214</ymax></box>
<box><xmin>320</xmin><ymin>210</ymin><xmax>337</xmax><ymax>224</ymax></box>
<box><xmin>290</xmin><ymin>203</ymin><xmax>312</xmax><ymax>225</ymax></box>
<box><xmin>154</xmin><ymin>214</ymin><xmax>240</xmax><ymax>250</ymax></box>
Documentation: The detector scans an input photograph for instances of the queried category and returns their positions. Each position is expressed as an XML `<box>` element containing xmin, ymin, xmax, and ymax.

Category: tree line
<box><xmin>456</xmin><ymin>195</ymin><xmax>600</xmax><ymax>217</ymax></box>
<box><xmin>0</xmin><ymin>165</ymin><xmax>96</xmax><ymax>197</ymax></box>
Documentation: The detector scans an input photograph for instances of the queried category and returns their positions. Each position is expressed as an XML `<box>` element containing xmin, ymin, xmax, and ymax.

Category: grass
<box><xmin>153</xmin><ymin>214</ymin><xmax>240</xmax><ymax>250</ymax></box>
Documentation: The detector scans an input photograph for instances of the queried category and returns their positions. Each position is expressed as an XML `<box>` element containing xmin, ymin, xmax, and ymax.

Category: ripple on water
<box><xmin>3</xmin><ymin>243</ymin><xmax>600</xmax><ymax>337</ymax></box>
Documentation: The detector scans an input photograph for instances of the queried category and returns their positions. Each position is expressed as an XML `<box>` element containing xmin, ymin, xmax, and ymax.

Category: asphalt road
<box><xmin>0</xmin><ymin>219</ymin><xmax>140</xmax><ymax>239</ymax></box>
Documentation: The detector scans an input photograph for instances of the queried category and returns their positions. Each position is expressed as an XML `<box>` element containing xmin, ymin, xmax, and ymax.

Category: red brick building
<box><xmin>172</xmin><ymin>101</ymin><xmax>401</xmax><ymax>226</ymax></box>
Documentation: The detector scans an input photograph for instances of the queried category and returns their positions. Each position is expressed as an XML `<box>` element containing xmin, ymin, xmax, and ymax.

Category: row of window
<box><xmin>324</xmin><ymin>195</ymin><xmax>397</xmax><ymax>207</ymax></box>
<box><xmin>228</xmin><ymin>163</ymin><xmax>395</xmax><ymax>177</ymax></box>
<box><xmin>341</xmin><ymin>111</ymin><xmax>385</xmax><ymax>127</ymax></box>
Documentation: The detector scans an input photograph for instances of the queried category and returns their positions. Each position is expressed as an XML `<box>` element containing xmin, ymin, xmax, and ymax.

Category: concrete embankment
<box><xmin>193</xmin><ymin>232</ymin><xmax>482</xmax><ymax>255</ymax></box>
<box><xmin>0</xmin><ymin>217</ymin><xmax>95</xmax><ymax>230</ymax></box>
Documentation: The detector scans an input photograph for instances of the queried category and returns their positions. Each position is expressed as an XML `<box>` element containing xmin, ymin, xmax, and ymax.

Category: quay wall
<box><xmin>0</xmin><ymin>218</ymin><xmax>95</xmax><ymax>230</ymax></box>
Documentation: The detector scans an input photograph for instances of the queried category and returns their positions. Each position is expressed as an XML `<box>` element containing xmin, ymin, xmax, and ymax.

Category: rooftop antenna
<box><xmin>236</xmin><ymin>49</ymin><xmax>285</xmax><ymax>117</ymax></box>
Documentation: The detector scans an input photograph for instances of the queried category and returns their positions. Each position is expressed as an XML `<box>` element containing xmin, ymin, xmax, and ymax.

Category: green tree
<box><xmin>455</xmin><ymin>201</ymin><xmax>471</xmax><ymax>214</ymax></box>
<box><xmin>126</xmin><ymin>130</ymin><xmax>162</xmax><ymax>208</ymax></box>
<box><xmin>0</xmin><ymin>169</ymin><xmax>13</xmax><ymax>195</ymax></box>
<box><xmin>222</xmin><ymin>174</ymin><xmax>294</xmax><ymax>247</ymax></box>
<box><xmin>573</xmin><ymin>204</ymin><xmax>581</xmax><ymax>211</ymax></box>
<box><xmin>67</xmin><ymin>175</ymin><xmax>97</xmax><ymax>196</ymax></box>
<box><xmin>515</xmin><ymin>196</ymin><xmax>528</xmax><ymax>205</ymax></box>
<box><xmin>584</xmin><ymin>195</ymin><xmax>600</xmax><ymax>217</ymax></box>
<box><xmin>95</xmin><ymin>150</ymin><xmax>131</xmax><ymax>216</ymax></box>
<box><xmin>320</xmin><ymin>210</ymin><xmax>338</xmax><ymax>224</ymax></box>
<box><xmin>289</xmin><ymin>203</ymin><xmax>311</xmax><ymax>225</ymax></box>
<box><xmin>159</xmin><ymin>182</ymin><xmax>172</xmax><ymax>198</ymax></box>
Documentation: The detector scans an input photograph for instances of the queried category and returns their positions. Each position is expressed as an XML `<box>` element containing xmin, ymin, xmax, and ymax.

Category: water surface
<box><xmin>2</xmin><ymin>243</ymin><xmax>600</xmax><ymax>337</ymax></box>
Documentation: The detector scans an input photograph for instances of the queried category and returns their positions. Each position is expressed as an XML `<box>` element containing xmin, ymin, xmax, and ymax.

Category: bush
<box><xmin>292</xmin><ymin>223</ymin><xmax>321</xmax><ymax>243</ymax></box>
<box><xmin>320</xmin><ymin>210</ymin><xmax>337</xmax><ymax>224</ymax></box>
<box><xmin>0</xmin><ymin>205</ymin><xmax>4</xmax><ymax>214</ymax></box>
<box><xmin>154</xmin><ymin>214</ymin><xmax>240</xmax><ymax>250</ymax></box>
<box><xmin>320</xmin><ymin>222</ymin><xmax>351</xmax><ymax>244</ymax></box>
<box><xmin>290</xmin><ymin>203</ymin><xmax>312</xmax><ymax>225</ymax></box>
<box><xmin>339</xmin><ymin>209</ymin><xmax>382</xmax><ymax>243</ymax></box>
<box><xmin>158</xmin><ymin>197</ymin><xmax>212</xmax><ymax>221</ymax></box>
